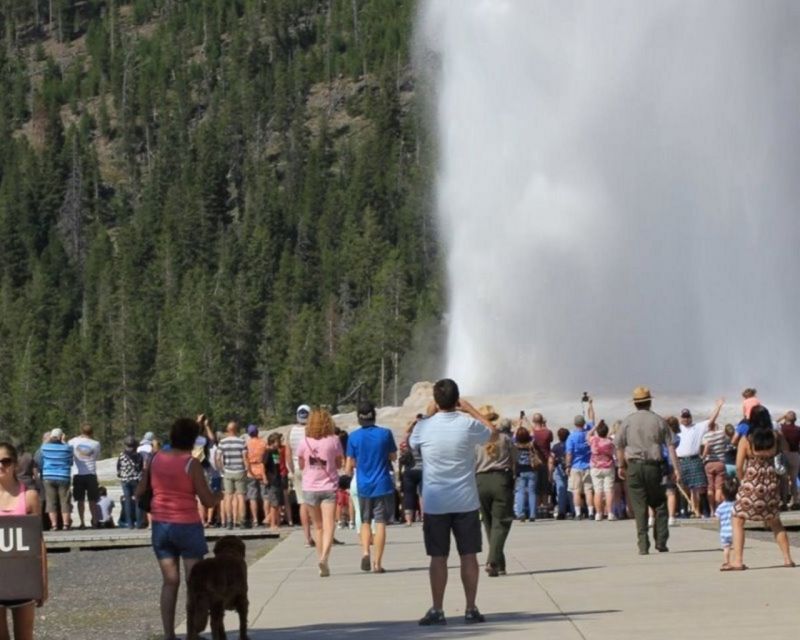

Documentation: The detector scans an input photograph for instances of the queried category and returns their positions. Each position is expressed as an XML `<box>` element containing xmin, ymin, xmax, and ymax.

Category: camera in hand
<box><xmin>581</xmin><ymin>392</ymin><xmax>590</xmax><ymax>403</ymax></box>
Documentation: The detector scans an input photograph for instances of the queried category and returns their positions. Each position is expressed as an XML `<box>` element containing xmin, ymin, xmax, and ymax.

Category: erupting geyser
<box><xmin>417</xmin><ymin>1</ymin><xmax>800</xmax><ymax>398</ymax></box>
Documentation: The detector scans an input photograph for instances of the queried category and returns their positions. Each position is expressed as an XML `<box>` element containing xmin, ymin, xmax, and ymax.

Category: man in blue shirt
<box><xmin>41</xmin><ymin>428</ymin><xmax>74</xmax><ymax>530</ymax></box>
<box><xmin>345</xmin><ymin>401</ymin><xmax>397</xmax><ymax>574</ymax></box>
<box><xmin>565</xmin><ymin>408</ymin><xmax>594</xmax><ymax>520</ymax></box>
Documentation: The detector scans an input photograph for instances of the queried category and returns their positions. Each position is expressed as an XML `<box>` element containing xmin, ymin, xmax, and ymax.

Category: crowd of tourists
<box><xmin>2</xmin><ymin>380</ymin><xmax>798</xmax><ymax>637</ymax></box>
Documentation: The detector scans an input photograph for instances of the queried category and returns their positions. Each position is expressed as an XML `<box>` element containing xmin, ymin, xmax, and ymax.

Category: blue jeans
<box><xmin>514</xmin><ymin>471</ymin><xmax>537</xmax><ymax>519</ymax></box>
<box><xmin>121</xmin><ymin>480</ymin><xmax>143</xmax><ymax>529</ymax></box>
<box><xmin>553</xmin><ymin>466</ymin><xmax>573</xmax><ymax>516</ymax></box>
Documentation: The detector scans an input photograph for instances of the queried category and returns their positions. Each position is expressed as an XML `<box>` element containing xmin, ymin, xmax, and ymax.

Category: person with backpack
<box><xmin>400</xmin><ymin>416</ymin><xmax>424</xmax><ymax>526</ymax></box>
<box><xmin>117</xmin><ymin>436</ymin><xmax>144</xmax><ymax>530</ymax></box>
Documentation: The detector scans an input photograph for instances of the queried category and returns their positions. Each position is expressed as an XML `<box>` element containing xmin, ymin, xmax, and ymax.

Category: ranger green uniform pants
<box><xmin>477</xmin><ymin>470</ymin><xmax>514</xmax><ymax>571</ymax></box>
<box><xmin>627</xmin><ymin>460</ymin><xmax>668</xmax><ymax>553</ymax></box>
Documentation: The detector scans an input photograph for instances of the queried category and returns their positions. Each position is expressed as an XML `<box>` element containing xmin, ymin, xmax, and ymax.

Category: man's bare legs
<box><xmin>427</xmin><ymin>553</ymin><xmax>480</xmax><ymax>612</ymax></box>
<box><xmin>429</xmin><ymin>556</ymin><xmax>448</xmax><ymax>610</ymax></box>
<box><xmin>460</xmin><ymin>553</ymin><xmax>479</xmax><ymax>610</ymax></box>
<box><xmin>373</xmin><ymin>523</ymin><xmax>387</xmax><ymax>571</ymax></box>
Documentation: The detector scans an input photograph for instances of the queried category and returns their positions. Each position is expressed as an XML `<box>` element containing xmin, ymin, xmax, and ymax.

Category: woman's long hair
<box><xmin>749</xmin><ymin>405</ymin><xmax>776</xmax><ymax>452</ymax></box>
<box><xmin>306</xmin><ymin>409</ymin><xmax>335</xmax><ymax>440</ymax></box>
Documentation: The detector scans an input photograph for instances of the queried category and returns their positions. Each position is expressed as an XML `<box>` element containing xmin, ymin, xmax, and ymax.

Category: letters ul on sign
<box><xmin>0</xmin><ymin>516</ymin><xmax>44</xmax><ymax>601</ymax></box>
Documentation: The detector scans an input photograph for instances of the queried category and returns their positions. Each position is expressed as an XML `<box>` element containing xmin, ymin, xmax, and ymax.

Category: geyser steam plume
<box><xmin>417</xmin><ymin>1</ymin><xmax>800</xmax><ymax>398</ymax></box>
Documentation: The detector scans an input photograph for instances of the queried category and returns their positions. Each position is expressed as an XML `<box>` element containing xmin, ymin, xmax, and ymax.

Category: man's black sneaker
<box><xmin>419</xmin><ymin>608</ymin><xmax>447</xmax><ymax>626</ymax></box>
<box><xmin>464</xmin><ymin>607</ymin><xmax>486</xmax><ymax>624</ymax></box>
<box><xmin>333</xmin><ymin>537</ymin><xmax>345</xmax><ymax>545</ymax></box>
<box><xmin>656</xmin><ymin>545</ymin><xmax>669</xmax><ymax>553</ymax></box>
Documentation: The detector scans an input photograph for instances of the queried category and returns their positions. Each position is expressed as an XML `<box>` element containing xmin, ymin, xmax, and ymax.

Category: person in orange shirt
<box><xmin>245</xmin><ymin>425</ymin><xmax>268</xmax><ymax>528</ymax></box>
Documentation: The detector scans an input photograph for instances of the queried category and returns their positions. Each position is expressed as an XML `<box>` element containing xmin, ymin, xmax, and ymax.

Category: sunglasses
<box><xmin>0</xmin><ymin>458</ymin><xmax>14</xmax><ymax>467</ymax></box>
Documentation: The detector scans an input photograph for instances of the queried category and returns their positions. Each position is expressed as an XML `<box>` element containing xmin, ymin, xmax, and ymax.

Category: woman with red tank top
<box><xmin>137</xmin><ymin>419</ymin><xmax>220</xmax><ymax>640</ymax></box>
<box><xmin>0</xmin><ymin>441</ymin><xmax>47</xmax><ymax>640</ymax></box>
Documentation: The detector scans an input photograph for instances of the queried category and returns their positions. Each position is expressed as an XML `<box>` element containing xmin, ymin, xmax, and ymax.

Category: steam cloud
<box><xmin>417</xmin><ymin>1</ymin><xmax>800</xmax><ymax>399</ymax></box>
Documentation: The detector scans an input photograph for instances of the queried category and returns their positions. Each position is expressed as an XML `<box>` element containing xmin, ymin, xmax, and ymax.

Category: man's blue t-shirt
<box><xmin>566</xmin><ymin>428</ymin><xmax>591</xmax><ymax>470</ymax></box>
<box><xmin>346</xmin><ymin>425</ymin><xmax>397</xmax><ymax>498</ymax></box>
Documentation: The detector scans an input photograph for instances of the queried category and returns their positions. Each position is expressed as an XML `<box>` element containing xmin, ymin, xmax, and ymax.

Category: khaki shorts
<box><xmin>223</xmin><ymin>471</ymin><xmax>247</xmax><ymax>495</ymax></box>
<box><xmin>590</xmin><ymin>467</ymin><xmax>615</xmax><ymax>494</ymax></box>
<box><xmin>293</xmin><ymin>470</ymin><xmax>305</xmax><ymax>505</ymax></box>
<box><xmin>569</xmin><ymin>468</ymin><xmax>593</xmax><ymax>495</ymax></box>
<box><xmin>44</xmin><ymin>480</ymin><xmax>72</xmax><ymax>513</ymax></box>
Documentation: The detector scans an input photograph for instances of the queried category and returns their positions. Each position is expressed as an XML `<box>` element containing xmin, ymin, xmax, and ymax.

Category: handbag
<box><xmin>775</xmin><ymin>452</ymin><xmax>788</xmax><ymax>476</ymax></box>
<box><xmin>136</xmin><ymin>453</ymin><xmax>157</xmax><ymax>513</ymax></box>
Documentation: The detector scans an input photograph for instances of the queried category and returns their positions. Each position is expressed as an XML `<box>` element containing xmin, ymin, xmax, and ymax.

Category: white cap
<box><xmin>50</xmin><ymin>428</ymin><xmax>64</xmax><ymax>440</ymax></box>
<box><xmin>296</xmin><ymin>404</ymin><xmax>311</xmax><ymax>426</ymax></box>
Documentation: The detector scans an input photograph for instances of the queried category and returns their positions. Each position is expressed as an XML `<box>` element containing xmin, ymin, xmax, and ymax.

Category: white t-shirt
<box><xmin>408</xmin><ymin>411</ymin><xmax>491</xmax><ymax>514</ymax></box>
<box><xmin>676</xmin><ymin>420</ymin><xmax>710</xmax><ymax>457</ymax></box>
<box><xmin>289</xmin><ymin>425</ymin><xmax>306</xmax><ymax>469</ymax></box>
<box><xmin>97</xmin><ymin>496</ymin><xmax>114</xmax><ymax>523</ymax></box>
<box><xmin>69</xmin><ymin>436</ymin><xmax>101</xmax><ymax>475</ymax></box>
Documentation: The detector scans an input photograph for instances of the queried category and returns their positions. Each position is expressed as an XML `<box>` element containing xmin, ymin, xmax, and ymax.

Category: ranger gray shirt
<box><xmin>617</xmin><ymin>409</ymin><xmax>671</xmax><ymax>462</ymax></box>
<box><xmin>474</xmin><ymin>432</ymin><xmax>514</xmax><ymax>473</ymax></box>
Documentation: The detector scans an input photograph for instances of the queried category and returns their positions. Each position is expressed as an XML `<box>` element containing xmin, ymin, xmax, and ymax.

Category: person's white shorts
<box><xmin>293</xmin><ymin>470</ymin><xmax>305</xmax><ymax>505</ymax></box>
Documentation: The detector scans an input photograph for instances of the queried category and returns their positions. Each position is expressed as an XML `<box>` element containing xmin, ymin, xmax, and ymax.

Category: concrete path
<box><xmin>178</xmin><ymin>518</ymin><xmax>798</xmax><ymax>639</ymax></box>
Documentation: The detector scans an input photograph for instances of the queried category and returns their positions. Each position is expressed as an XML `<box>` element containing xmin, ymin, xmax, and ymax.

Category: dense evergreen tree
<box><xmin>0</xmin><ymin>0</ymin><xmax>440</xmax><ymax>448</ymax></box>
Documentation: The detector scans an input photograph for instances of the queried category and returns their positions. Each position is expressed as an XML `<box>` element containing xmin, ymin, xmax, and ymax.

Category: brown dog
<box><xmin>186</xmin><ymin>535</ymin><xmax>249</xmax><ymax>640</ymax></box>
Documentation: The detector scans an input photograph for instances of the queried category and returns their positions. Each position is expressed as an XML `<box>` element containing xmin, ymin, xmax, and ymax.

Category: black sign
<box><xmin>0</xmin><ymin>516</ymin><xmax>44</xmax><ymax>601</ymax></box>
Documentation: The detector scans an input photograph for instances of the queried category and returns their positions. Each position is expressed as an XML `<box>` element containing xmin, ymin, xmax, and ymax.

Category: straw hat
<box><xmin>632</xmin><ymin>386</ymin><xmax>653</xmax><ymax>403</ymax></box>
<box><xmin>478</xmin><ymin>404</ymin><xmax>500</xmax><ymax>424</ymax></box>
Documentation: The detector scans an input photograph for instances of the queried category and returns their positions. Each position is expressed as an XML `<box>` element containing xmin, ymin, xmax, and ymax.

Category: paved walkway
<box><xmin>179</xmin><ymin>518</ymin><xmax>798</xmax><ymax>639</ymax></box>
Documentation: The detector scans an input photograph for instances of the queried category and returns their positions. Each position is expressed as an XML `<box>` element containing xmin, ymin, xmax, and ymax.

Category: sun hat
<box><xmin>632</xmin><ymin>386</ymin><xmax>653</xmax><ymax>403</ymax></box>
<box><xmin>478</xmin><ymin>405</ymin><xmax>500</xmax><ymax>424</ymax></box>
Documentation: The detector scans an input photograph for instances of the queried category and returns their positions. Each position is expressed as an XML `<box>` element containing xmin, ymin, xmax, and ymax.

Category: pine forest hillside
<box><xmin>0</xmin><ymin>0</ymin><xmax>442</xmax><ymax>448</ymax></box>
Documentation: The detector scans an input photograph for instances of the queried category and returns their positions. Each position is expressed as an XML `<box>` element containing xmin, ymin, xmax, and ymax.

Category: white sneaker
<box><xmin>594</xmin><ymin>513</ymin><xmax>603</xmax><ymax>521</ymax></box>
<box><xmin>648</xmin><ymin>516</ymin><xmax>655</xmax><ymax>528</ymax></box>
<box><xmin>608</xmin><ymin>514</ymin><xmax>617</xmax><ymax>521</ymax></box>
<box><xmin>668</xmin><ymin>517</ymin><xmax>676</xmax><ymax>526</ymax></box>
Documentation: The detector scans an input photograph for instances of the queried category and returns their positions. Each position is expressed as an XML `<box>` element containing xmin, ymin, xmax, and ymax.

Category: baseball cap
<box><xmin>142</xmin><ymin>431</ymin><xmax>155</xmax><ymax>442</ymax></box>
<box><xmin>247</xmin><ymin>424</ymin><xmax>259</xmax><ymax>437</ymax></box>
<box><xmin>357</xmin><ymin>401</ymin><xmax>377</xmax><ymax>425</ymax></box>
<box><xmin>296</xmin><ymin>404</ymin><xmax>311</xmax><ymax>425</ymax></box>
<box><xmin>50</xmin><ymin>428</ymin><xmax>64</xmax><ymax>440</ymax></box>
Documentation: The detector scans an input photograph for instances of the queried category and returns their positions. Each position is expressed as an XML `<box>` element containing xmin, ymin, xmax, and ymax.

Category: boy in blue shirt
<box><xmin>345</xmin><ymin>401</ymin><xmax>397</xmax><ymax>573</ymax></box>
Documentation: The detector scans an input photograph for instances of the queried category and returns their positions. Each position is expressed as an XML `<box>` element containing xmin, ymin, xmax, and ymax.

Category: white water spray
<box><xmin>417</xmin><ymin>1</ymin><xmax>800</xmax><ymax>399</ymax></box>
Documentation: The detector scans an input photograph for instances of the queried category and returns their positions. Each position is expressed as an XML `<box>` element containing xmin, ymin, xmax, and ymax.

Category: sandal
<box><xmin>721</xmin><ymin>564</ymin><xmax>748</xmax><ymax>571</ymax></box>
<box><xmin>784</xmin><ymin>561</ymin><xmax>796</xmax><ymax>568</ymax></box>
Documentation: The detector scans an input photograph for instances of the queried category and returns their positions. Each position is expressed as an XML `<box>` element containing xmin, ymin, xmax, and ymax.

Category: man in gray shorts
<box><xmin>345</xmin><ymin>402</ymin><xmax>397</xmax><ymax>573</ymax></box>
<box><xmin>217</xmin><ymin>421</ymin><xmax>247</xmax><ymax>529</ymax></box>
